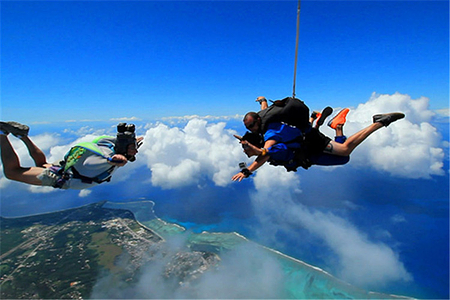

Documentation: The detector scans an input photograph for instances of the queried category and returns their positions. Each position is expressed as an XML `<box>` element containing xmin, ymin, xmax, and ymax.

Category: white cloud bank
<box><xmin>139</xmin><ymin>92</ymin><xmax>445</xmax><ymax>189</ymax></box>
<box><xmin>251</xmin><ymin>166</ymin><xmax>413</xmax><ymax>289</ymax></box>
<box><xmin>0</xmin><ymin>92</ymin><xmax>446</xmax><ymax>191</ymax></box>
<box><xmin>91</xmin><ymin>237</ymin><xmax>287</xmax><ymax>299</ymax></box>
<box><xmin>319</xmin><ymin>92</ymin><xmax>445</xmax><ymax>178</ymax></box>
<box><xmin>139</xmin><ymin>119</ymin><xmax>243</xmax><ymax>189</ymax></box>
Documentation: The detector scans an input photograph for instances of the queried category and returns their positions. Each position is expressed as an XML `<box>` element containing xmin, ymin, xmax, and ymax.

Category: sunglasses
<box><xmin>246</xmin><ymin>120</ymin><xmax>258</xmax><ymax>130</ymax></box>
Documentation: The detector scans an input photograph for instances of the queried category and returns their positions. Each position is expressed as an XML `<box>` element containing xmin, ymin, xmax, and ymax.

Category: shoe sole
<box><xmin>2</xmin><ymin>121</ymin><xmax>29</xmax><ymax>137</ymax></box>
<box><xmin>373</xmin><ymin>113</ymin><xmax>405</xmax><ymax>127</ymax></box>
<box><xmin>316</xmin><ymin>107</ymin><xmax>333</xmax><ymax>126</ymax></box>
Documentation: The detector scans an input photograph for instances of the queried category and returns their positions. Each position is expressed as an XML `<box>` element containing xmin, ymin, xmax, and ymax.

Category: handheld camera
<box><xmin>115</xmin><ymin>123</ymin><xmax>137</xmax><ymax>161</ymax></box>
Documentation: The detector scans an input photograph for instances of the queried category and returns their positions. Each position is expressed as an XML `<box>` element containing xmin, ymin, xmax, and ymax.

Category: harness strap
<box><xmin>52</xmin><ymin>160</ymin><xmax>115</xmax><ymax>188</ymax></box>
<box><xmin>266</xmin><ymin>126</ymin><xmax>312</xmax><ymax>171</ymax></box>
<box><xmin>71</xmin><ymin>167</ymin><xmax>115</xmax><ymax>184</ymax></box>
<box><xmin>52</xmin><ymin>136</ymin><xmax>117</xmax><ymax>188</ymax></box>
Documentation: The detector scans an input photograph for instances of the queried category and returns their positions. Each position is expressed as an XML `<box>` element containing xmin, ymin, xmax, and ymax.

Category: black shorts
<box><xmin>304</xmin><ymin>128</ymin><xmax>332</xmax><ymax>155</ymax></box>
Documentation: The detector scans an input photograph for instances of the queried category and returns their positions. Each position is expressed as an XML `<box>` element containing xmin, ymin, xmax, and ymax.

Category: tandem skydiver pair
<box><xmin>231</xmin><ymin>96</ymin><xmax>404</xmax><ymax>182</ymax></box>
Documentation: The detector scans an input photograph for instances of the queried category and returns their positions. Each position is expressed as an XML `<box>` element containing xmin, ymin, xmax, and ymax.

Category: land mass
<box><xmin>0</xmin><ymin>201</ymin><xmax>411</xmax><ymax>299</ymax></box>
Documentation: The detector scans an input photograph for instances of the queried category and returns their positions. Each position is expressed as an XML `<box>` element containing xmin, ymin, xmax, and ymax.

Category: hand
<box><xmin>256</xmin><ymin>96</ymin><xmax>267</xmax><ymax>103</ymax></box>
<box><xmin>232</xmin><ymin>172</ymin><xmax>246</xmax><ymax>182</ymax></box>
<box><xmin>109</xmin><ymin>154</ymin><xmax>128</xmax><ymax>167</ymax></box>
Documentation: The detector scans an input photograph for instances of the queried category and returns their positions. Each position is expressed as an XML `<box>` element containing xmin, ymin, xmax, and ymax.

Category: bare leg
<box><xmin>20</xmin><ymin>136</ymin><xmax>48</xmax><ymax>167</ymax></box>
<box><xmin>1</xmin><ymin>135</ymin><xmax>21</xmax><ymax>172</ymax></box>
<box><xmin>0</xmin><ymin>135</ymin><xmax>45</xmax><ymax>185</ymax></box>
<box><xmin>326</xmin><ymin>122</ymin><xmax>384</xmax><ymax>156</ymax></box>
<box><xmin>335</xmin><ymin>124</ymin><xmax>344</xmax><ymax>137</ymax></box>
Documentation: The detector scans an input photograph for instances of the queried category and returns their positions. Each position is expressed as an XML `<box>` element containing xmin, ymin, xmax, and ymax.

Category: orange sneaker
<box><xmin>328</xmin><ymin>108</ymin><xmax>349</xmax><ymax>129</ymax></box>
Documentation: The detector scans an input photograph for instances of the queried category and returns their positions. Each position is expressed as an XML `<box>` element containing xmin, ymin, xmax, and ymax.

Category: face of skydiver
<box><xmin>127</xmin><ymin>143</ymin><xmax>138</xmax><ymax>157</ymax></box>
<box><xmin>244</xmin><ymin>115</ymin><xmax>261</xmax><ymax>134</ymax></box>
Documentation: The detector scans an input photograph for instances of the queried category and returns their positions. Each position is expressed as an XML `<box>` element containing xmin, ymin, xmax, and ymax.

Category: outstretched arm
<box><xmin>108</xmin><ymin>154</ymin><xmax>128</xmax><ymax>167</ymax></box>
<box><xmin>256</xmin><ymin>96</ymin><xmax>268</xmax><ymax>110</ymax></box>
<box><xmin>231</xmin><ymin>154</ymin><xmax>270</xmax><ymax>182</ymax></box>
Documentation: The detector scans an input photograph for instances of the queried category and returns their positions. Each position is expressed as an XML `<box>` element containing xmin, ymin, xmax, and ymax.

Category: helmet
<box><xmin>115</xmin><ymin>123</ymin><xmax>137</xmax><ymax>161</ymax></box>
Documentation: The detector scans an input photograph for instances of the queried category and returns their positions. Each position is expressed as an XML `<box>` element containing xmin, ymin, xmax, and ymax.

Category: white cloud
<box><xmin>150</xmin><ymin>160</ymin><xmax>202</xmax><ymax>189</ymax></box>
<box><xmin>140</xmin><ymin>92</ymin><xmax>445</xmax><ymax>189</ymax></box>
<box><xmin>91</xmin><ymin>236</ymin><xmax>286</xmax><ymax>299</ymax></box>
<box><xmin>29</xmin><ymin>185</ymin><xmax>55</xmax><ymax>193</ymax></box>
<box><xmin>297</xmin><ymin>207</ymin><xmax>412</xmax><ymax>288</ymax></box>
<box><xmin>110</xmin><ymin>116</ymin><xmax>142</xmax><ymax>121</ymax></box>
<box><xmin>160</xmin><ymin>114</ymin><xmax>242</xmax><ymax>124</ymax></box>
<box><xmin>249</xmin><ymin>186</ymin><xmax>413</xmax><ymax>290</ymax></box>
<box><xmin>79</xmin><ymin>189</ymin><xmax>92</xmax><ymax>197</ymax></box>
<box><xmin>391</xmin><ymin>214</ymin><xmax>407</xmax><ymax>224</ymax></box>
<box><xmin>253</xmin><ymin>164</ymin><xmax>301</xmax><ymax>193</ymax></box>
<box><xmin>320</xmin><ymin>92</ymin><xmax>445</xmax><ymax>178</ymax></box>
<box><xmin>62</xmin><ymin>127</ymin><xmax>110</xmax><ymax>139</ymax></box>
<box><xmin>347</xmin><ymin>92</ymin><xmax>434</xmax><ymax>124</ymax></box>
<box><xmin>0</xmin><ymin>177</ymin><xmax>9</xmax><ymax>189</ymax></box>
<box><xmin>190</xmin><ymin>243</ymin><xmax>286</xmax><ymax>299</ymax></box>
<box><xmin>435</xmin><ymin>108</ymin><xmax>449</xmax><ymax>117</ymax></box>
<box><xmin>139</xmin><ymin>119</ymin><xmax>244</xmax><ymax>189</ymax></box>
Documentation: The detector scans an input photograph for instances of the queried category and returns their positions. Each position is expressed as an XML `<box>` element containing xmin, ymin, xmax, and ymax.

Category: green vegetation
<box><xmin>0</xmin><ymin>202</ymin><xmax>160</xmax><ymax>299</ymax></box>
<box><xmin>89</xmin><ymin>231</ymin><xmax>123</xmax><ymax>271</ymax></box>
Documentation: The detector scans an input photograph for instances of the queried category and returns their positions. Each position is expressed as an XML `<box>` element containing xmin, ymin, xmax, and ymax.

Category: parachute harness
<box><xmin>52</xmin><ymin>137</ymin><xmax>116</xmax><ymax>189</ymax></box>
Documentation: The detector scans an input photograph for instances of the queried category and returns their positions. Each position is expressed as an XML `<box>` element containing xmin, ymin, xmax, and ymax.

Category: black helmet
<box><xmin>115</xmin><ymin>123</ymin><xmax>137</xmax><ymax>161</ymax></box>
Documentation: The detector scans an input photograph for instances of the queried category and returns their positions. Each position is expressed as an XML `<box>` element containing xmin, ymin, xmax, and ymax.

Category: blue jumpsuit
<box><xmin>264</xmin><ymin>122</ymin><xmax>349</xmax><ymax>169</ymax></box>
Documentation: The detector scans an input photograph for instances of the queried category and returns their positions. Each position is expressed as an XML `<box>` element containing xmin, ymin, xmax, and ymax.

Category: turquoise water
<box><xmin>103</xmin><ymin>200</ymin><xmax>410</xmax><ymax>299</ymax></box>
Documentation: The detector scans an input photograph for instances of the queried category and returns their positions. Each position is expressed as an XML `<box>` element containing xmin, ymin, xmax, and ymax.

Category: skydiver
<box><xmin>231</xmin><ymin>97</ymin><xmax>405</xmax><ymax>181</ymax></box>
<box><xmin>0</xmin><ymin>121</ymin><xmax>143</xmax><ymax>189</ymax></box>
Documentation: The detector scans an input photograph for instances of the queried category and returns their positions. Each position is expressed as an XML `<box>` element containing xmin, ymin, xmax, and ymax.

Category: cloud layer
<box><xmin>140</xmin><ymin>119</ymin><xmax>243</xmax><ymax>188</ymax></box>
<box><xmin>318</xmin><ymin>92</ymin><xmax>445</xmax><ymax>178</ymax></box>
<box><xmin>91</xmin><ymin>237</ymin><xmax>287</xmax><ymax>299</ymax></box>
<box><xmin>140</xmin><ymin>92</ymin><xmax>445</xmax><ymax>189</ymax></box>
<box><xmin>251</xmin><ymin>166</ymin><xmax>413</xmax><ymax>289</ymax></box>
<box><xmin>1</xmin><ymin>92</ymin><xmax>445</xmax><ymax>193</ymax></box>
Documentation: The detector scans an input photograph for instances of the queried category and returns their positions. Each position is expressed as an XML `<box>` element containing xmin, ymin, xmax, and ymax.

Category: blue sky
<box><xmin>2</xmin><ymin>0</ymin><xmax>448</xmax><ymax>123</ymax></box>
<box><xmin>1</xmin><ymin>1</ymin><xmax>449</xmax><ymax>299</ymax></box>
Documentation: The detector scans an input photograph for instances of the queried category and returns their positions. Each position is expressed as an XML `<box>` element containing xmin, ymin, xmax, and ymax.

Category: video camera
<box><xmin>115</xmin><ymin>123</ymin><xmax>137</xmax><ymax>161</ymax></box>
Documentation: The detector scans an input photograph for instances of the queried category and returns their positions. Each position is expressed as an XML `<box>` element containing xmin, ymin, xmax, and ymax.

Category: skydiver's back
<box><xmin>258</xmin><ymin>97</ymin><xmax>310</xmax><ymax>134</ymax></box>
